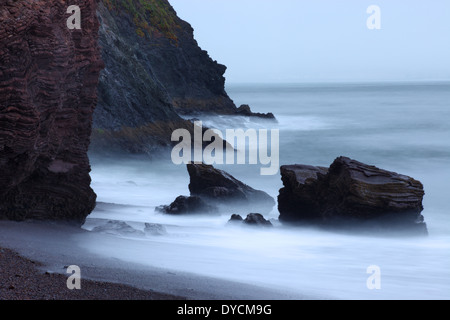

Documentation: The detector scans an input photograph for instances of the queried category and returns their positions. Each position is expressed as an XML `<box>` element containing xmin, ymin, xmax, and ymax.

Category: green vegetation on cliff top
<box><xmin>104</xmin><ymin>0</ymin><xmax>180</xmax><ymax>41</ymax></box>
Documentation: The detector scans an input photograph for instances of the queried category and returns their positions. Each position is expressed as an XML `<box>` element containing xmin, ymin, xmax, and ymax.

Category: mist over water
<box><xmin>86</xmin><ymin>82</ymin><xmax>450</xmax><ymax>300</ymax></box>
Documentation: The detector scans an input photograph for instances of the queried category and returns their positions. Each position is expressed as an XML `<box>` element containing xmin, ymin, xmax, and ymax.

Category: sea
<box><xmin>85</xmin><ymin>81</ymin><xmax>450</xmax><ymax>300</ymax></box>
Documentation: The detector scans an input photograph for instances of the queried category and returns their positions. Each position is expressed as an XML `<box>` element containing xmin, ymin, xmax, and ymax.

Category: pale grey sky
<box><xmin>170</xmin><ymin>0</ymin><xmax>450</xmax><ymax>83</ymax></box>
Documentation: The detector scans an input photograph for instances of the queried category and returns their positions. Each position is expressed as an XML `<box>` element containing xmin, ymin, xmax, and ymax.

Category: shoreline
<box><xmin>0</xmin><ymin>220</ymin><xmax>311</xmax><ymax>300</ymax></box>
<box><xmin>0</xmin><ymin>246</ymin><xmax>183</xmax><ymax>300</ymax></box>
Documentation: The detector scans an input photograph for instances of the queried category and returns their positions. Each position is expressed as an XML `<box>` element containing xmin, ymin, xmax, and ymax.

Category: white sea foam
<box><xmin>84</xmin><ymin>82</ymin><xmax>450</xmax><ymax>300</ymax></box>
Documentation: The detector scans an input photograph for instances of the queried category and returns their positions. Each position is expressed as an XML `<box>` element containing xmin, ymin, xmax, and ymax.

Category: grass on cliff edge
<box><xmin>103</xmin><ymin>0</ymin><xmax>180</xmax><ymax>41</ymax></box>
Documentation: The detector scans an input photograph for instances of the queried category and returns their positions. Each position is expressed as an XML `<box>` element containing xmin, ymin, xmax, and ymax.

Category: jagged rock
<box><xmin>92</xmin><ymin>221</ymin><xmax>145</xmax><ymax>237</ymax></box>
<box><xmin>144</xmin><ymin>223</ymin><xmax>167</xmax><ymax>236</ymax></box>
<box><xmin>243</xmin><ymin>214</ymin><xmax>273</xmax><ymax>227</ymax></box>
<box><xmin>188</xmin><ymin>163</ymin><xmax>275</xmax><ymax>214</ymax></box>
<box><xmin>0</xmin><ymin>0</ymin><xmax>103</xmax><ymax>224</ymax></box>
<box><xmin>278</xmin><ymin>157</ymin><xmax>427</xmax><ymax>234</ymax></box>
<box><xmin>156</xmin><ymin>196</ymin><xmax>216</xmax><ymax>215</ymax></box>
<box><xmin>229</xmin><ymin>214</ymin><xmax>244</xmax><ymax>222</ymax></box>
<box><xmin>236</xmin><ymin>105</ymin><xmax>276</xmax><ymax>120</ymax></box>
<box><xmin>227</xmin><ymin>213</ymin><xmax>273</xmax><ymax>228</ymax></box>
<box><xmin>159</xmin><ymin>164</ymin><xmax>275</xmax><ymax>216</ymax></box>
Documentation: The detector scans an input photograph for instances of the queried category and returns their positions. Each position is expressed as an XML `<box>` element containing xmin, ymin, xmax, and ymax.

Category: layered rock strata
<box><xmin>0</xmin><ymin>0</ymin><xmax>103</xmax><ymax>224</ymax></box>
<box><xmin>278</xmin><ymin>157</ymin><xmax>427</xmax><ymax>234</ymax></box>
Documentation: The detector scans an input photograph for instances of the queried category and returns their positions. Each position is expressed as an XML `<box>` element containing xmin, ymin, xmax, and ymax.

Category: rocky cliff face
<box><xmin>92</xmin><ymin>0</ymin><xmax>263</xmax><ymax>153</ymax></box>
<box><xmin>0</xmin><ymin>0</ymin><xmax>103</xmax><ymax>224</ymax></box>
<box><xmin>92</xmin><ymin>0</ymin><xmax>190</xmax><ymax>153</ymax></box>
<box><xmin>98</xmin><ymin>0</ymin><xmax>236</xmax><ymax>115</ymax></box>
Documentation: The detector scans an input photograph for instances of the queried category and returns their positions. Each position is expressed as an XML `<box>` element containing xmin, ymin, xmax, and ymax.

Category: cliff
<box><xmin>0</xmin><ymin>0</ymin><xmax>103</xmax><ymax>224</ymax></box>
<box><xmin>92</xmin><ymin>0</ymin><xmax>270</xmax><ymax>153</ymax></box>
<box><xmin>0</xmin><ymin>0</ymin><xmax>267</xmax><ymax>224</ymax></box>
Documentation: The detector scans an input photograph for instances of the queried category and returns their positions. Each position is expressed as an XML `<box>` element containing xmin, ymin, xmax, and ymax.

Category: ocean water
<box><xmin>85</xmin><ymin>81</ymin><xmax>450</xmax><ymax>300</ymax></box>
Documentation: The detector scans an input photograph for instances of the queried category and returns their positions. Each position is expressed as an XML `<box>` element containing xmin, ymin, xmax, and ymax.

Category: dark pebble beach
<box><xmin>0</xmin><ymin>247</ymin><xmax>184</xmax><ymax>300</ymax></box>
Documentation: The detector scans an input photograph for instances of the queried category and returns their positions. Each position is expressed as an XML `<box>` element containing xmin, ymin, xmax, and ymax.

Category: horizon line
<box><xmin>225</xmin><ymin>79</ymin><xmax>450</xmax><ymax>86</ymax></box>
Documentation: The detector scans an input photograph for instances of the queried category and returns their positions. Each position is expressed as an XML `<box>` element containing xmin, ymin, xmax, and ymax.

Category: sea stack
<box><xmin>0</xmin><ymin>0</ymin><xmax>103</xmax><ymax>224</ymax></box>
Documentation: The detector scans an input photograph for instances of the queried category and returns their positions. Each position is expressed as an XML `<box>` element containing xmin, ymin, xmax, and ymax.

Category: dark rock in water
<box><xmin>159</xmin><ymin>164</ymin><xmax>275</xmax><ymax>216</ymax></box>
<box><xmin>227</xmin><ymin>214</ymin><xmax>273</xmax><ymax>228</ymax></box>
<box><xmin>188</xmin><ymin>163</ymin><xmax>275</xmax><ymax>214</ymax></box>
<box><xmin>229</xmin><ymin>214</ymin><xmax>244</xmax><ymax>222</ymax></box>
<box><xmin>92</xmin><ymin>221</ymin><xmax>145</xmax><ymax>237</ymax></box>
<box><xmin>144</xmin><ymin>223</ymin><xmax>167</xmax><ymax>236</ymax></box>
<box><xmin>278</xmin><ymin>157</ymin><xmax>427</xmax><ymax>234</ymax></box>
<box><xmin>0</xmin><ymin>0</ymin><xmax>102</xmax><ymax>225</ymax></box>
<box><xmin>243</xmin><ymin>214</ymin><xmax>273</xmax><ymax>227</ymax></box>
<box><xmin>278</xmin><ymin>165</ymin><xmax>329</xmax><ymax>222</ymax></box>
<box><xmin>156</xmin><ymin>196</ymin><xmax>216</xmax><ymax>215</ymax></box>
<box><xmin>236</xmin><ymin>105</ymin><xmax>276</xmax><ymax>120</ymax></box>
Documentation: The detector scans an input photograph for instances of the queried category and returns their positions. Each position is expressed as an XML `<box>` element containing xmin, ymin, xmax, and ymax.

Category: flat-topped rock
<box><xmin>278</xmin><ymin>157</ymin><xmax>427</xmax><ymax>234</ymax></box>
